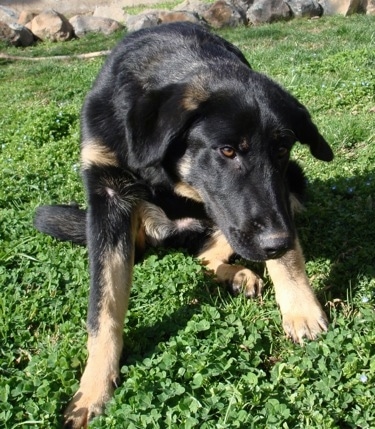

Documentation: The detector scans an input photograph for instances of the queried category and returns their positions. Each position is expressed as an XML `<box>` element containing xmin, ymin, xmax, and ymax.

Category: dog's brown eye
<box><xmin>220</xmin><ymin>147</ymin><xmax>236</xmax><ymax>159</ymax></box>
<box><xmin>278</xmin><ymin>146</ymin><xmax>289</xmax><ymax>158</ymax></box>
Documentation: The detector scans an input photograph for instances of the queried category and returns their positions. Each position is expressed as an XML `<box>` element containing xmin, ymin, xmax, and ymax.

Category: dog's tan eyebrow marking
<box><xmin>181</xmin><ymin>80</ymin><xmax>209</xmax><ymax>111</ymax></box>
<box><xmin>81</xmin><ymin>140</ymin><xmax>119</xmax><ymax>170</ymax></box>
<box><xmin>239</xmin><ymin>138</ymin><xmax>250</xmax><ymax>152</ymax></box>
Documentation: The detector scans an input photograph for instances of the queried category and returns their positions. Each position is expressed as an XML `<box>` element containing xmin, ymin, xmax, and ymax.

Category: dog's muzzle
<box><xmin>229</xmin><ymin>227</ymin><xmax>294</xmax><ymax>261</ymax></box>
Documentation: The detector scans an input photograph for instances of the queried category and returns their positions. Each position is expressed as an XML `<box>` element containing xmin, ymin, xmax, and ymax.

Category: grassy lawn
<box><xmin>1</xmin><ymin>15</ymin><xmax>375</xmax><ymax>428</ymax></box>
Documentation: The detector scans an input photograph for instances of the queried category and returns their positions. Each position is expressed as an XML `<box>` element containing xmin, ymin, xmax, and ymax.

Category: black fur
<box><xmin>33</xmin><ymin>22</ymin><xmax>333</xmax><ymax>427</ymax></box>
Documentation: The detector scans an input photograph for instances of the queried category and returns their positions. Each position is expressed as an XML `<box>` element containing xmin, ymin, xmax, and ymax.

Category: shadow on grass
<box><xmin>298</xmin><ymin>169</ymin><xmax>375</xmax><ymax>301</ymax></box>
<box><xmin>57</xmin><ymin>169</ymin><xmax>374</xmax><ymax>423</ymax></box>
<box><xmin>119</xmin><ymin>169</ymin><xmax>375</xmax><ymax>366</ymax></box>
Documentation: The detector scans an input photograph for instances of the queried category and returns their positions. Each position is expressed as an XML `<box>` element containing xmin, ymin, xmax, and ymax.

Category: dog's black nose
<box><xmin>260</xmin><ymin>234</ymin><xmax>293</xmax><ymax>259</ymax></box>
<box><xmin>264</xmin><ymin>247</ymin><xmax>287</xmax><ymax>259</ymax></box>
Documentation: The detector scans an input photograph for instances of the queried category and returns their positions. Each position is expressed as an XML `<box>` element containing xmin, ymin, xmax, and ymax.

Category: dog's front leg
<box><xmin>63</xmin><ymin>164</ymin><xmax>140</xmax><ymax>429</ymax></box>
<box><xmin>266</xmin><ymin>238</ymin><xmax>328</xmax><ymax>344</ymax></box>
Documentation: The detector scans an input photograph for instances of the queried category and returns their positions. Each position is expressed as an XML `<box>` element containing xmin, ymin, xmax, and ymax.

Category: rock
<box><xmin>247</xmin><ymin>0</ymin><xmax>292</xmax><ymax>24</ymax></box>
<box><xmin>125</xmin><ymin>11</ymin><xmax>160</xmax><ymax>32</ymax></box>
<box><xmin>93</xmin><ymin>6</ymin><xmax>127</xmax><ymax>23</ymax></box>
<box><xmin>158</xmin><ymin>10</ymin><xmax>202</xmax><ymax>24</ymax></box>
<box><xmin>173</xmin><ymin>0</ymin><xmax>211</xmax><ymax>15</ymax></box>
<box><xmin>319</xmin><ymin>0</ymin><xmax>367</xmax><ymax>16</ymax></box>
<box><xmin>28</xmin><ymin>9</ymin><xmax>74</xmax><ymax>41</ymax></box>
<box><xmin>0</xmin><ymin>21</ymin><xmax>34</xmax><ymax>46</ymax></box>
<box><xmin>202</xmin><ymin>0</ymin><xmax>246</xmax><ymax>28</ymax></box>
<box><xmin>69</xmin><ymin>15</ymin><xmax>123</xmax><ymax>37</ymax></box>
<box><xmin>0</xmin><ymin>5</ymin><xmax>19</xmax><ymax>24</ymax></box>
<box><xmin>286</xmin><ymin>0</ymin><xmax>322</xmax><ymax>17</ymax></box>
<box><xmin>0</xmin><ymin>21</ymin><xmax>13</xmax><ymax>43</ymax></box>
<box><xmin>18</xmin><ymin>10</ymin><xmax>36</xmax><ymax>26</ymax></box>
<box><xmin>367</xmin><ymin>0</ymin><xmax>375</xmax><ymax>15</ymax></box>
<box><xmin>231</xmin><ymin>0</ymin><xmax>254</xmax><ymax>14</ymax></box>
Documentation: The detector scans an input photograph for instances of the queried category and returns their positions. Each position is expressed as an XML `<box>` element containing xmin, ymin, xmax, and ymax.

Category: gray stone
<box><xmin>69</xmin><ymin>15</ymin><xmax>123</xmax><ymax>37</ymax></box>
<box><xmin>0</xmin><ymin>21</ymin><xmax>34</xmax><ymax>46</ymax></box>
<box><xmin>247</xmin><ymin>0</ymin><xmax>292</xmax><ymax>24</ymax></box>
<box><xmin>0</xmin><ymin>5</ymin><xmax>19</xmax><ymax>24</ymax></box>
<box><xmin>125</xmin><ymin>11</ymin><xmax>160</xmax><ymax>32</ymax></box>
<box><xmin>286</xmin><ymin>0</ymin><xmax>322</xmax><ymax>17</ymax></box>
<box><xmin>173</xmin><ymin>0</ymin><xmax>211</xmax><ymax>15</ymax></box>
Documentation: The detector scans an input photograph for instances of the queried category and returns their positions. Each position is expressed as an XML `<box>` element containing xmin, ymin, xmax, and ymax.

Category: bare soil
<box><xmin>0</xmin><ymin>0</ymin><xmax>164</xmax><ymax>16</ymax></box>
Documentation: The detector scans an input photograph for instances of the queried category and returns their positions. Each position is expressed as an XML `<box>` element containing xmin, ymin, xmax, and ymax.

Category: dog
<box><xmin>33</xmin><ymin>22</ymin><xmax>333</xmax><ymax>428</ymax></box>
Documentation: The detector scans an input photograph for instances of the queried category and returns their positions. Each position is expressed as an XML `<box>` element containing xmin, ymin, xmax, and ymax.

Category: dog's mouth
<box><xmin>227</xmin><ymin>227</ymin><xmax>295</xmax><ymax>262</ymax></box>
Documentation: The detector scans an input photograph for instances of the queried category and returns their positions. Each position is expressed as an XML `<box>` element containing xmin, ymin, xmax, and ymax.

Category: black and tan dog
<box><xmin>34</xmin><ymin>22</ymin><xmax>333</xmax><ymax>428</ymax></box>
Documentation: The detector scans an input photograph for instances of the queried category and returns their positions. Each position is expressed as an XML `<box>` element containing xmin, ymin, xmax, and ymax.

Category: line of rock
<box><xmin>0</xmin><ymin>0</ymin><xmax>374</xmax><ymax>48</ymax></box>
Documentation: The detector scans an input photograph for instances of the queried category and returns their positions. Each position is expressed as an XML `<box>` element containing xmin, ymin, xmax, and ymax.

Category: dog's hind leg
<box><xmin>266</xmin><ymin>238</ymin><xmax>328</xmax><ymax>344</ymax></box>
<box><xmin>197</xmin><ymin>230</ymin><xmax>264</xmax><ymax>298</ymax></box>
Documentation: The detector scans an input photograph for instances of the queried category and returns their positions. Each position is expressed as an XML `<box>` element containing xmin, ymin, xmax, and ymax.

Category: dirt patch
<box><xmin>0</xmin><ymin>0</ymin><xmax>165</xmax><ymax>16</ymax></box>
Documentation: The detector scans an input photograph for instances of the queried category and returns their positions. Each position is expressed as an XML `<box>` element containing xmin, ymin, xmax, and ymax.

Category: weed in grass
<box><xmin>0</xmin><ymin>15</ymin><xmax>374</xmax><ymax>429</ymax></box>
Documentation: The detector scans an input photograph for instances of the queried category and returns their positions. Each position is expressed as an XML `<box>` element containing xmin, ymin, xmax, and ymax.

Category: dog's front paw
<box><xmin>215</xmin><ymin>264</ymin><xmax>263</xmax><ymax>298</ymax></box>
<box><xmin>281</xmin><ymin>304</ymin><xmax>328</xmax><ymax>344</ymax></box>
<box><xmin>63</xmin><ymin>380</ymin><xmax>115</xmax><ymax>429</ymax></box>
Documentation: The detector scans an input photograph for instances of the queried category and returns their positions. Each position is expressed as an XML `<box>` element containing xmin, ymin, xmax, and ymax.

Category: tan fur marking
<box><xmin>175</xmin><ymin>155</ymin><xmax>203</xmax><ymax>202</ymax></box>
<box><xmin>266</xmin><ymin>238</ymin><xmax>328</xmax><ymax>343</ymax></box>
<box><xmin>198</xmin><ymin>231</ymin><xmax>233</xmax><ymax>266</ymax></box>
<box><xmin>64</xmin><ymin>235</ymin><xmax>137</xmax><ymax>428</ymax></box>
<box><xmin>198</xmin><ymin>231</ymin><xmax>263</xmax><ymax>297</ymax></box>
<box><xmin>177</xmin><ymin>155</ymin><xmax>192</xmax><ymax>178</ymax></box>
<box><xmin>289</xmin><ymin>194</ymin><xmax>305</xmax><ymax>215</ymax></box>
<box><xmin>174</xmin><ymin>182</ymin><xmax>203</xmax><ymax>202</ymax></box>
<box><xmin>137</xmin><ymin>202</ymin><xmax>176</xmax><ymax>245</ymax></box>
<box><xmin>182</xmin><ymin>80</ymin><xmax>209</xmax><ymax>111</ymax></box>
<box><xmin>81</xmin><ymin>141</ymin><xmax>118</xmax><ymax>169</ymax></box>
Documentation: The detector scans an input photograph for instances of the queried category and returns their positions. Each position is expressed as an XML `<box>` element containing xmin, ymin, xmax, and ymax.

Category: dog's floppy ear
<box><xmin>126</xmin><ymin>82</ymin><xmax>208</xmax><ymax>169</ymax></box>
<box><xmin>256</xmin><ymin>74</ymin><xmax>333</xmax><ymax>162</ymax></box>
<box><xmin>289</xmin><ymin>104</ymin><xmax>334</xmax><ymax>162</ymax></box>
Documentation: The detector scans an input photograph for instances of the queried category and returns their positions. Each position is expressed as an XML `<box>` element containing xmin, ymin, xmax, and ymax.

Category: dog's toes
<box><xmin>63</xmin><ymin>382</ymin><xmax>113</xmax><ymax>429</ymax></box>
<box><xmin>63</xmin><ymin>394</ymin><xmax>98</xmax><ymax>429</ymax></box>
<box><xmin>229</xmin><ymin>268</ymin><xmax>264</xmax><ymax>298</ymax></box>
<box><xmin>282</xmin><ymin>306</ymin><xmax>328</xmax><ymax>344</ymax></box>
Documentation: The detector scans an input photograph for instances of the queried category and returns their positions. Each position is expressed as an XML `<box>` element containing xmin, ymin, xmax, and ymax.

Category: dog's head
<box><xmin>127</xmin><ymin>71</ymin><xmax>333</xmax><ymax>261</ymax></box>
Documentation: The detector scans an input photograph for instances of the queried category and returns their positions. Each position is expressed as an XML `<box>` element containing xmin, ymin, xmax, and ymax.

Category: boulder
<box><xmin>18</xmin><ymin>10</ymin><xmax>36</xmax><ymax>26</ymax></box>
<box><xmin>247</xmin><ymin>0</ymin><xmax>292</xmax><ymax>24</ymax></box>
<box><xmin>28</xmin><ymin>9</ymin><xmax>74</xmax><ymax>41</ymax></box>
<box><xmin>158</xmin><ymin>10</ymin><xmax>202</xmax><ymax>24</ymax></box>
<box><xmin>319</xmin><ymin>0</ymin><xmax>367</xmax><ymax>15</ymax></box>
<box><xmin>125</xmin><ymin>11</ymin><xmax>160</xmax><ymax>33</ymax></box>
<box><xmin>367</xmin><ymin>0</ymin><xmax>375</xmax><ymax>15</ymax></box>
<box><xmin>93</xmin><ymin>6</ymin><xmax>127</xmax><ymax>23</ymax></box>
<box><xmin>69</xmin><ymin>15</ymin><xmax>123</xmax><ymax>37</ymax></box>
<box><xmin>0</xmin><ymin>5</ymin><xmax>19</xmax><ymax>24</ymax></box>
<box><xmin>202</xmin><ymin>0</ymin><xmax>246</xmax><ymax>28</ymax></box>
<box><xmin>173</xmin><ymin>0</ymin><xmax>211</xmax><ymax>15</ymax></box>
<box><xmin>286</xmin><ymin>0</ymin><xmax>322</xmax><ymax>17</ymax></box>
<box><xmin>0</xmin><ymin>21</ymin><xmax>34</xmax><ymax>46</ymax></box>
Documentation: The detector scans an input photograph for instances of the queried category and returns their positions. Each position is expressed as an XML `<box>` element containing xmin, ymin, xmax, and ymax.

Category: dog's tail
<box><xmin>33</xmin><ymin>204</ymin><xmax>87</xmax><ymax>245</ymax></box>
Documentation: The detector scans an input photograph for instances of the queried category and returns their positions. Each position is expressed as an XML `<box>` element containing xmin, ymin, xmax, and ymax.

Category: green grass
<box><xmin>1</xmin><ymin>15</ymin><xmax>374</xmax><ymax>429</ymax></box>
